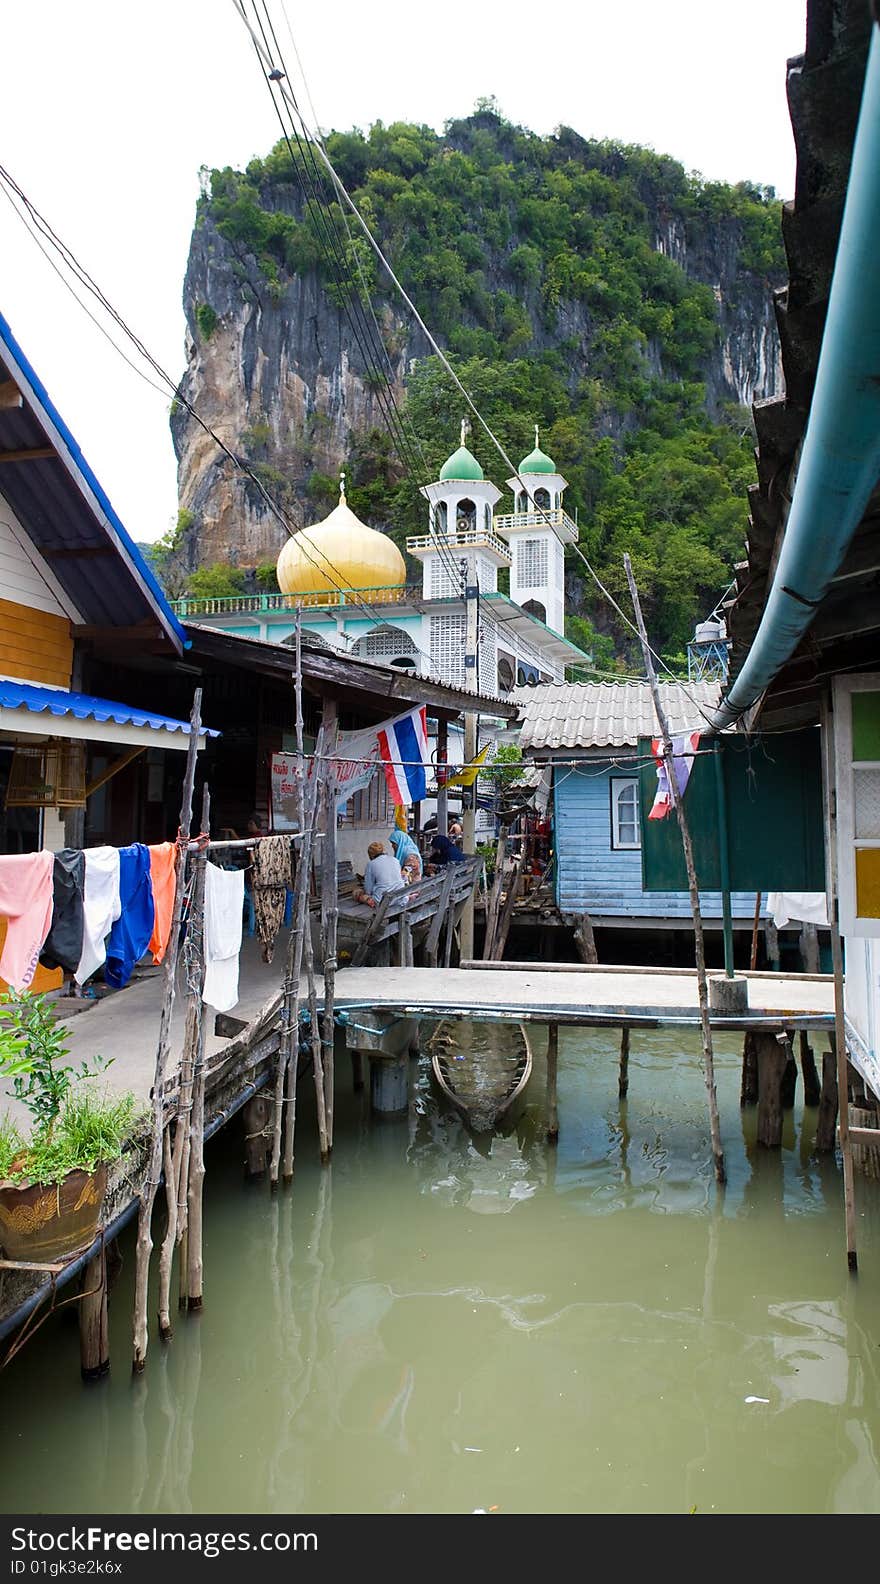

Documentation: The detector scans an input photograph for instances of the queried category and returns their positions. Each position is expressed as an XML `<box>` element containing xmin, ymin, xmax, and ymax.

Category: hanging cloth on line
<box><xmin>104</xmin><ymin>843</ymin><xmax>155</xmax><ymax>990</ymax></box>
<box><xmin>40</xmin><ymin>849</ymin><xmax>85</xmax><ymax>975</ymax></box>
<box><xmin>202</xmin><ymin>862</ymin><xmax>245</xmax><ymax>1012</ymax></box>
<box><xmin>76</xmin><ymin>846</ymin><xmax>121</xmax><ymax>986</ymax></box>
<box><xmin>147</xmin><ymin>841</ymin><xmax>177</xmax><ymax>965</ymax></box>
<box><xmin>0</xmin><ymin>850</ymin><xmax>55</xmax><ymax>992</ymax></box>
<box><xmin>252</xmin><ymin>835</ymin><xmax>292</xmax><ymax>965</ymax></box>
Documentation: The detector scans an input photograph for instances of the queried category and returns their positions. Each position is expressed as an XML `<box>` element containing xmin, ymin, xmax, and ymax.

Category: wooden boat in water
<box><xmin>429</xmin><ymin>1020</ymin><xmax>532</xmax><ymax>1132</ymax></box>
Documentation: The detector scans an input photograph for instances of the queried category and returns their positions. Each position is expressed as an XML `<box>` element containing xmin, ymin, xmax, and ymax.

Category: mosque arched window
<box><xmin>351</xmin><ymin>626</ymin><xmax>418</xmax><ymax>668</ymax></box>
<box><xmin>534</xmin><ymin>487</ymin><xmax>551</xmax><ymax>511</ymax></box>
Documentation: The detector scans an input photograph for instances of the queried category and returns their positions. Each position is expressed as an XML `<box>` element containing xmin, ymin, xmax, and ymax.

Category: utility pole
<box><xmin>623</xmin><ymin>554</ymin><xmax>725</xmax><ymax>1186</ymax></box>
<box><xmin>459</xmin><ymin>552</ymin><xmax>479</xmax><ymax>959</ymax></box>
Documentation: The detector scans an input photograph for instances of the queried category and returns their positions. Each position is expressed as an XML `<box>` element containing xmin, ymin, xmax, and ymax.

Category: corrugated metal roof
<box><xmin>514</xmin><ymin>681</ymin><xmax>721</xmax><ymax>751</ymax></box>
<box><xmin>0</xmin><ymin>679</ymin><xmax>219</xmax><ymax>736</ymax></box>
<box><xmin>0</xmin><ymin>312</ymin><xmax>186</xmax><ymax>651</ymax></box>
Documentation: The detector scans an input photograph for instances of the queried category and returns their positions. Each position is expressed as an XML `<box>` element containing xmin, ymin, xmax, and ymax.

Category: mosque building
<box><xmin>177</xmin><ymin>423</ymin><xmax>588</xmax><ymax>697</ymax></box>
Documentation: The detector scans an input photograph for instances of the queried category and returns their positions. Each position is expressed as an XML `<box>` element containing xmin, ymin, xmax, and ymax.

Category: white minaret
<box><xmin>407</xmin><ymin>419</ymin><xmax>506</xmax><ymax>600</ymax></box>
<box><xmin>496</xmin><ymin>426</ymin><xmax>577</xmax><ymax>635</ymax></box>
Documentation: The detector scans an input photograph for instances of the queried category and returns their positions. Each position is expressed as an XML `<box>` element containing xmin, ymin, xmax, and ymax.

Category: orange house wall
<box><xmin>0</xmin><ymin>597</ymin><xmax>73</xmax><ymax>689</ymax></box>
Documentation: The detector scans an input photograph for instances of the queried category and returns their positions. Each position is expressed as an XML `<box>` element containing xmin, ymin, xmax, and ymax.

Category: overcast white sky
<box><xmin>1</xmin><ymin>0</ymin><xmax>806</xmax><ymax>547</ymax></box>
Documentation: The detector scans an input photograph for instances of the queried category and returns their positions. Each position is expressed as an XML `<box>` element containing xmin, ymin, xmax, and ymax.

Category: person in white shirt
<box><xmin>354</xmin><ymin>841</ymin><xmax>403</xmax><ymax>909</ymax></box>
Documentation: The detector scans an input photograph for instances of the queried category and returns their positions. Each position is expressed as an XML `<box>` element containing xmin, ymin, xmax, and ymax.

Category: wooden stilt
<box><xmin>351</xmin><ymin>1050</ymin><xmax>365</xmax><ymax>1091</ymax></box>
<box><xmin>780</xmin><ymin>1032</ymin><xmax>798</xmax><ymax>1110</ymax></box>
<box><xmin>158</xmin><ymin>782</ymin><xmax>211</xmax><ymax>1340</ymax></box>
<box><xmin>765</xmin><ymin>919</ymin><xmax>780</xmax><ymax>972</ymax></box>
<box><xmin>756</xmin><ymin>1031</ymin><xmax>789</xmax><ymax>1149</ymax></box>
<box><xmin>243</xmin><ymin>1094</ymin><xmax>271</xmax><ymax>1179</ymax></box>
<box><xmin>79</xmin><ymin>1245</ymin><xmax>109</xmax><ymax>1382</ymax></box>
<box><xmin>546</xmin><ymin>1021</ymin><xmax>559</xmax><ymax>1143</ymax></box>
<box><xmin>850</xmin><ymin>1104</ymin><xmax>880</xmax><ymax>1179</ymax></box>
<box><xmin>799</xmin><ymin>1030</ymin><xmax>821</xmax><ymax>1107</ymax></box>
<box><xmin>624</xmin><ymin>554</ymin><xmax>725</xmax><ymax>1184</ymax></box>
<box><xmin>816</xmin><ymin>1036</ymin><xmax>839</xmax><ymax>1153</ymax></box>
<box><xmin>573</xmin><ymin>913</ymin><xmax>598</xmax><ymax>965</ymax></box>
<box><xmin>132</xmin><ymin>687</ymin><xmax>202</xmax><ymax>1373</ymax></box>
<box><xmin>831</xmin><ymin>924</ymin><xmax>858</xmax><ymax>1271</ymax></box>
<box><xmin>618</xmin><ymin>1026</ymin><xmax>630</xmax><ymax>1099</ymax></box>
<box><xmin>740</xmin><ymin>1031</ymin><xmax>759</xmax><ymax>1107</ymax></box>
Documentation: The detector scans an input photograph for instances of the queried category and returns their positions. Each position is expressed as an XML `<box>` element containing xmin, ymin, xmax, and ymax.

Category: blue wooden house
<box><xmin>515</xmin><ymin>681</ymin><xmax>759</xmax><ymax>932</ymax></box>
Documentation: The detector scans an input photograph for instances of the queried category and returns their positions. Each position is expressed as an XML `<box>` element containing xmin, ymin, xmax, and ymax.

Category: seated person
<box><xmin>389</xmin><ymin>826</ymin><xmax>422</xmax><ymax>884</ymax></box>
<box><xmin>429</xmin><ymin>832</ymin><xmax>466</xmax><ymax>868</ymax></box>
<box><xmin>352</xmin><ymin>841</ymin><xmax>404</xmax><ymax>909</ymax></box>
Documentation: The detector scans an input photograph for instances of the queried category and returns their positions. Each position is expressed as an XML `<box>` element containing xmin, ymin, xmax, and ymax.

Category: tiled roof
<box><xmin>514</xmin><ymin>681</ymin><xmax>721</xmax><ymax>751</ymax></box>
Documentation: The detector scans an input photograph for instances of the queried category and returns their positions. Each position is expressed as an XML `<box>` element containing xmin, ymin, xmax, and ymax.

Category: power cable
<box><xmin>233</xmin><ymin>0</ymin><xmax>723</xmax><ymax>728</ymax></box>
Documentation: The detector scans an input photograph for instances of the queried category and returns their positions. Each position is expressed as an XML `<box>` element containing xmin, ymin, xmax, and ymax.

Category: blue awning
<box><xmin>0</xmin><ymin>679</ymin><xmax>218</xmax><ymax>750</ymax></box>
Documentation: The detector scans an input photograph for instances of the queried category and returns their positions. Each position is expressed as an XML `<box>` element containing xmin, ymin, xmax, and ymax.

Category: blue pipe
<box><xmin>712</xmin><ymin>26</ymin><xmax>880</xmax><ymax>733</ymax></box>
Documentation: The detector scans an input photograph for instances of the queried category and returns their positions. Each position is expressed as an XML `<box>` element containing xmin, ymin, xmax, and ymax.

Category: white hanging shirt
<box><xmin>202</xmin><ymin>863</ymin><xmax>245</xmax><ymax>1012</ymax></box>
<box><xmin>76</xmin><ymin>846</ymin><xmax>122</xmax><ymax>985</ymax></box>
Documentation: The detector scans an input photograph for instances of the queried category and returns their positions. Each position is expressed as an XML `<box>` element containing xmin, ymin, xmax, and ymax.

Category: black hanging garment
<box><xmin>39</xmin><ymin>848</ymin><xmax>86</xmax><ymax>974</ymax></box>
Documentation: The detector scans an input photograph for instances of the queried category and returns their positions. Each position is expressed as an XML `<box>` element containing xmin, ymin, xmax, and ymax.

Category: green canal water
<box><xmin>3</xmin><ymin>1026</ymin><xmax>880</xmax><ymax>1515</ymax></box>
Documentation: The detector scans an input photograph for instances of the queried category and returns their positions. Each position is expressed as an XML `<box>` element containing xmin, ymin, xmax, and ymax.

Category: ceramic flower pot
<box><xmin>0</xmin><ymin>1163</ymin><xmax>107</xmax><ymax>1263</ymax></box>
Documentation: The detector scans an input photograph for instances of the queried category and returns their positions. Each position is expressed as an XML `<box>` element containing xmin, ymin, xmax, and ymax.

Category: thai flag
<box><xmin>377</xmin><ymin>707</ymin><xmax>429</xmax><ymax>806</ymax></box>
<box><xmin>648</xmin><ymin>730</ymin><xmax>701</xmax><ymax>820</ymax></box>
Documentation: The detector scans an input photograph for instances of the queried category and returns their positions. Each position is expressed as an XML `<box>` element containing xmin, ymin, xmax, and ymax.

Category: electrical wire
<box><xmin>0</xmin><ymin>163</ymin><xmax>454</xmax><ymax>679</ymax></box>
<box><xmin>233</xmin><ymin>0</ymin><xmax>724</xmax><ymax>730</ymax></box>
<box><xmin>246</xmin><ymin>0</ymin><xmax>464</xmax><ymax>590</ymax></box>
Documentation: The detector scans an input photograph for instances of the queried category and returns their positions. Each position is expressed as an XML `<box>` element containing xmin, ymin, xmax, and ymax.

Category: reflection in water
<box><xmin>2</xmin><ymin>1026</ymin><xmax>880</xmax><ymax>1514</ymax></box>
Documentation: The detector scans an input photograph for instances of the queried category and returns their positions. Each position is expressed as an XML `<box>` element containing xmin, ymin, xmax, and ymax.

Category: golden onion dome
<box><xmin>276</xmin><ymin>477</ymin><xmax>406</xmax><ymax>596</ymax></box>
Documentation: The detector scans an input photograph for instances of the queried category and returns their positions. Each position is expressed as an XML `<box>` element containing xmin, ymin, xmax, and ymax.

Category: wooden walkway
<box><xmin>328</xmin><ymin>963</ymin><xmax>835</xmax><ymax>1032</ymax></box>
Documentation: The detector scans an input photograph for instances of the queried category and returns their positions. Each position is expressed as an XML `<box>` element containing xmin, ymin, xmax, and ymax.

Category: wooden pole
<box><xmin>831</xmin><ymin>922</ymin><xmax>857</xmax><ymax>1271</ymax></box>
<box><xmin>816</xmin><ymin>1034</ymin><xmax>839</xmax><ymax>1153</ymax></box>
<box><xmin>157</xmin><ymin>784</ymin><xmax>210</xmax><ymax>1340</ymax></box>
<box><xmin>492</xmin><ymin>844</ymin><xmax>527</xmax><ymax>963</ymax></box>
<box><xmin>623</xmin><ymin>554</ymin><xmax>725</xmax><ymax>1185</ymax></box>
<box><xmin>481</xmin><ymin>826</ymin><xmax>508</xmax><ymax>961</ymax></box>
<box><xmin>618</xmin><ymin>1026</ymin><xmax>630</xmax><ymax>1099</ymax></box>
<box><xmin>436</xmin><ymin>716</ymin><xmax>449</xmax><ymax>838</ymax></box>
<box><xmin>283</xmin><ymin>608</ymin><xmax>307</xmax><ymax>1185</ymax></box>
<box><xmin>320</xmin><ymin>698</ymin><xmax>339</xmax><ymax>1159</ymax></box>
<box><xmin>79</xmin><ymin>1245</ymin><xmax>109</xmax><ymax>1381</ymax></box>
<box><xmin>132</xmin><ymin>687</ymin><xmax>202</xmax><ymax>1373</ymax></box>
<box><xmin>750</xmin><ymin>891</ymin><xmax>762</xmax><ymax>971</ymax></box>
<box><xmin>271</xmin><ymin>750</ymin><xmax>321</xmax><ymax>1187</ymax></box>
<box><xmin>799</xmin><ymin>1029</ymin><xmax>821</xmax><ymax>1107</ymax></box>
<box><xmin>184</xmin><ymin>1007</ymin><xmax>208</xmax><ymax>1310</ymax></box>
<box><xmin>546</xmin><ymin>1021</ymin><xmax>559</xmax><ymax>1143</ymax></box>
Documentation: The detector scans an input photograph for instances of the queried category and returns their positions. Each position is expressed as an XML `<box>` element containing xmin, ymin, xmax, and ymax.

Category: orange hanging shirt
<box><xmin>147</xmin><ymin>842</ymin><xmax>177</xmax><ymax>964</ymax></box>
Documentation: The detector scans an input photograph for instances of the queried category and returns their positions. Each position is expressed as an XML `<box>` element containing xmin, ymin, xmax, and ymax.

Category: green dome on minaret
<box><xmin>519</xmin><ymin>425</ymin><xmax>556</xmax><ymax>474</ymax></box>
<box><xmin>439</xmin><ymin>418</ymin><xmax>485</xmax><ymax>481</ymax></box>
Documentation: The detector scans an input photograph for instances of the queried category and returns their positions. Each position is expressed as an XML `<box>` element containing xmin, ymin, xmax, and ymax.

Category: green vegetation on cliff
<box><xmin>195</xmin><ymin>109</ymin><xmax>782</xmax><ymax>657</ymax></box>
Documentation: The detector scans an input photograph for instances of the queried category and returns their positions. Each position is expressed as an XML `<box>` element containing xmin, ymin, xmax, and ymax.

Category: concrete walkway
<box><xmin>0</xmin><ymin>935</ymin><xmax>287</xmax><ymax>1130</ymax></box>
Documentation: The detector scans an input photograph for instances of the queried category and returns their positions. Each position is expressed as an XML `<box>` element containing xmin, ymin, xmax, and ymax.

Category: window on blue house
<box><xmin>611</xmin><ymin>777</ymin><xmax>640</xmax><ymax>850</ymax></box>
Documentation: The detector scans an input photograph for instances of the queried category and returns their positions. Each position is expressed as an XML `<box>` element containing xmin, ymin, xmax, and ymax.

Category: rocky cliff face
<box><xmin>172</xmin><ymin>141</ymin><xmax>783</xmax><ymax>575</ymax></box>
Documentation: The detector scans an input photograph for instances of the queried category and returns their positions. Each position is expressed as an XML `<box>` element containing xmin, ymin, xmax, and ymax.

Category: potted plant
<box><xmin>0</xmin><ymin>990</ymin><xmax>141</xmax><ymax>1263</ymax></box>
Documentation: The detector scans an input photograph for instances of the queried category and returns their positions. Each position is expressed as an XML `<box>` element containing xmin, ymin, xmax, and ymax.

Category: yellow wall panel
<box><xmin>855</xmin><ymin>848</ymin><xmax>880</xmax><ymax>919</ymax></box>
<box><xmin>0</xmin><ymin>597</ymin><xmax>72</xmax><ymax>688</ymax></box>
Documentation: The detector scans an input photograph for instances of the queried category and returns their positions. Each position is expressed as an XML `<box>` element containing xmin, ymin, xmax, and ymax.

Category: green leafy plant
<box><xmin>195</xmin><ymin>302</ymin><xmax>219</xmax><ymax>340</ymax></box>
<box><xmin>0</xmin><ymin>992</ymin><xmax>142</xmax><ymax>1187</ymax></box>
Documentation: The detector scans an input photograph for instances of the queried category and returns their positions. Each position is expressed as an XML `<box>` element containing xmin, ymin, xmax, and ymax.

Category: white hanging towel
<box><xmin>767</xmin><ymin>892</ymin><xmax>829</xmax><ymax>930</ymax></box>
<box><xmin>76</xmin><ymin>846</ymin><xmax>121</xmax><ymax>985</ymax></box>
<box><xmin>202</xmin><ymin>863</ymin><xmax>245</xmax><ymax>1012</ymax></box>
